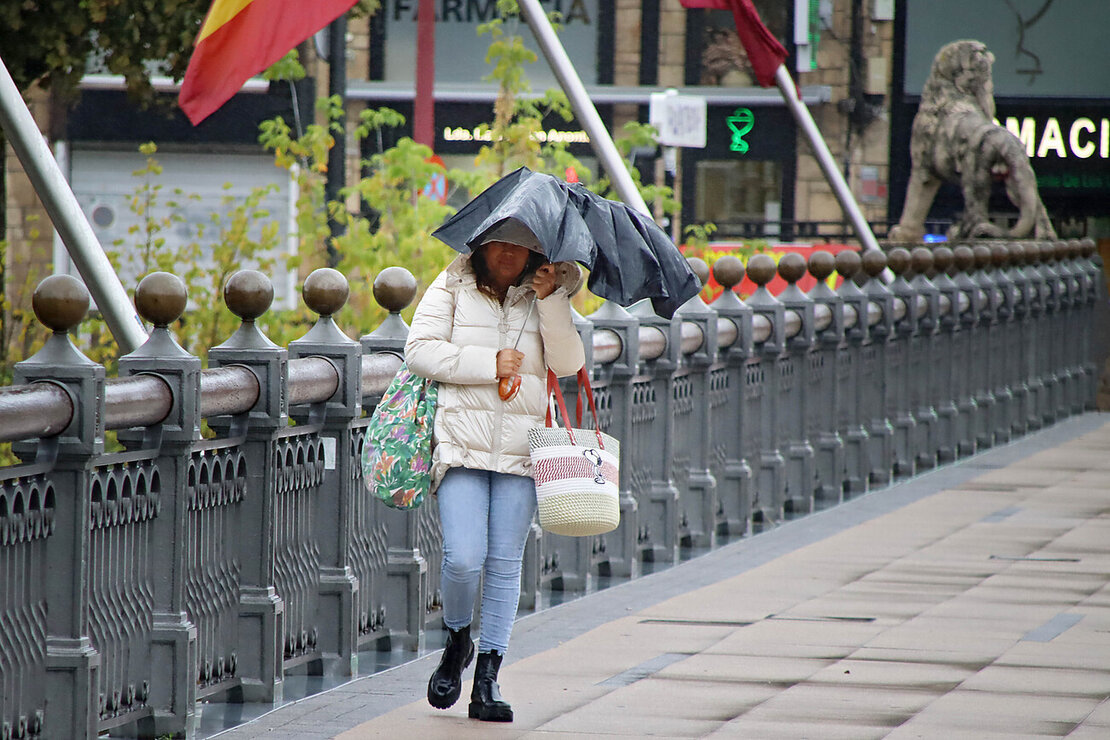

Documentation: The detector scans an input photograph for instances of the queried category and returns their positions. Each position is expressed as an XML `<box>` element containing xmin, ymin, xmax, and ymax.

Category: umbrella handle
<box><xmin>500</xmin><ymin>299</ymin><xmax>536</xmax><ymax>402</ymax></box>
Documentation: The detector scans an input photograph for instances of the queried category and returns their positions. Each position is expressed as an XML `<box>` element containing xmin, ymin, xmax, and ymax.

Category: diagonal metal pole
<box><xmin>516</xmin><ymin>0</ymin><xmax>652</xmax><ymax>218</ymax></box>
<box><xmin>0</xmin><ymin>56</ymin><xmax>147</xmax><ymax>352</ymax></box>
<box><xmin>773</xmin><ymin>64</ymin><xmax>882</xmax><ymax>254</ymax></box>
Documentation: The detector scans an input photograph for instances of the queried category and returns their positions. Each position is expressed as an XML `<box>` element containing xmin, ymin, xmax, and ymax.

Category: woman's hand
<box><xmin>532</xmin><ymin>263</ymin><xmax>557</xmax><ymax>300</ymax></box>
<box><xmin>496</xmin><ymin>348</ymin><xmax>524</xmax><ymax>379</ymax></box>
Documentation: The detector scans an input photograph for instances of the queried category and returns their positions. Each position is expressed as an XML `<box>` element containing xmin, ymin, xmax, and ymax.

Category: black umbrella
<box><xmin>431</xmin><ymin>166</ymin><xmax>701</xmax><ymax>319</ymax></box>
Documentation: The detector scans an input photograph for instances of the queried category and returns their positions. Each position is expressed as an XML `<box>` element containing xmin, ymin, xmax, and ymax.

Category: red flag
<box><xmin>679</xmin><ymin>0</ymin><xmax>788</xmax><ymax>87</ymax></box>
<box><xmin>179</xmin><ymin>0</ymin><xmax>357</xmax><ymax>125</ymax></box>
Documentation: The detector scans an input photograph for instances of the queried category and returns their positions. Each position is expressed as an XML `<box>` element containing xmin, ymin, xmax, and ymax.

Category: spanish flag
<box><xmin>179</xmin><ymin>0</ymin><xmax>357</xmax><ymax>125</ymax></box>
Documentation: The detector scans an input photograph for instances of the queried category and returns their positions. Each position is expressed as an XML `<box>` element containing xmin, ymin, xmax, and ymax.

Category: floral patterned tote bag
<box><xmin>361</xmin><ymin>362</ymin><xmax>438</xmax><ymax>510</ymax></box>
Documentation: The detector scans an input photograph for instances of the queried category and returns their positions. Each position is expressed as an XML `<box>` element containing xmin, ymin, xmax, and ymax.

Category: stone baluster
<box><xmin>929</xmin><ymin>246</ymin><xmax>960</xmax><ymax>463</ymax></box>
<box><xmin>708</xmin><ymin>256</ymin><xmax>753</xmax><ymax>535</ymax></box>
<box><xmin>13</xmin><ymin>275</ymin><xmax>102</xmax><ymax>740</ymax></box>
<box><xmin>586</xmin><ymin>300</ymin><xmax>641</xmax><ymax>578</ymax></box>
<box><xmin>1076</xmin><ymin>238</ymin><xmax>1101</xmax><ymax>409</ymax></box>
<box><xmin>359</xmin><ymin>268</ymin><xmax>431</xmax><ymax>650</ymax></box>
<box><xmin>834</xmin><ymin>251</ymin><xmax>870</xmax><ymax>496</ymax></box>
<box><xmin>1018</xmin><ymin>243</ymin><xmax>1046</xmax><ymax>432</ymax></box>
<box><xmin>968</xmin><ymin>245</ymin><xmax>997</xmax><ymax>450</ymax></box>
<box><xmin>908</xmin><ymin>247</ymin><xmax>941</xmax><ymax>470</ymax></box>
<box><xmin>1003</xmin><ymin>243</ymin><xmax>1031</xmax><ymax>438</ymax></box>
<box><xmin>805</xmin><ymin>251</ymin><xmax>845</xmax><ymax>505</ymax></box>
<box><xmin>628</xmin><ymin>298</ymin><xmax>681</xmax><ymax>564</ymax></box>
<box><xmin>1033</xmin><ymin>242</ymin><xmax>1061</xmax><ymax>426</ymax></box>
<box><xmin>115</xmin><ymin>273</ymin><xmax>200</xmax><ymax>736</ymax></box>
<box><xmin>1054</xmin><ymin>240</ymin><xmax>1082</xmax><ymax>416</ymax></box>
<box><xmin>988</xmin><ymin>244</ymin><xmax>1016</xmax><ymax>444</ymax></box>
<box><xmin>950</xmin><ymin>245</ymin><xmax>981</xmax><ymax>455</ymax></box>
<box><xmin>205</xmin><ymin>271</ymin><xmax>288</xmax><ymax>703</ymax></box>
<box><xmin>775</xmin><ymin>253</ymin><xmax>816</xmax><ymax>515</ymax></box>
<box><xmin>859</xmin><ymin>250</ymin><xmax>895</xmax><ymax>486</ymax></box>
<box><xmin>743</xmin><ymin>254</ymin><xmax>786</xmax><ymax>525</ymax></box>
<box><xmin>287</xmin><ymin>268</ymin><xmax>365</xmax><ymax>674</ymax></box>
<box><xmin>673</xmin><ymin>258</ymin><xmax>720</xmax><ymax>549</ymax></box>
<box><xmin>885</xmin><ymin>247</ymin><xmax>918</xmax><ymax>478</ymax></box>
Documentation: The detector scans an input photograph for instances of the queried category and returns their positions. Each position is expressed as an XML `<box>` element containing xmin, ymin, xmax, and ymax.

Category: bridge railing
<box><xmin>0</xmin><ymin>239</ymin><xmax>1103</xmax><ymax>739</ymax></box>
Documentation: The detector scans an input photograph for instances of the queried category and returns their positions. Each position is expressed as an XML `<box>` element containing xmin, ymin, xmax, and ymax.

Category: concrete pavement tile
<box><xmin>807</xmin><ymin>657</ymin><xmax>973</xmax><ymax>691</ymax></box>
<box><xmin>710</xmin><ymin>614</ymin><xmax>887</xmax><ymax>649</ymax></box>
<box><xmin>1080</xmin><ymin>699</ymin><xmax>1110</xmax><ymax>726</ymax></box>
<box><xmin>896</xmin><ymin>690</ymin><xmax>1097</xmax><ymax>735</ymax></box>
<box><xmin>653</xmin><ymin>652</ymin><xmax>834</xmax><ymax>685</ymax></box>
<box><xmin>533</xmin><ymin>690</ymin><xmax>723</xmax><ymax>737</ymax></box>
<box><xmin>957</xmin><ymin>664</ymin><xmax>1110</xmax><ymax>698</ymax></box>
<box><xmin>700</xmin><ymin>634</ymin><xmax>853</xmax><ymax>660</ymax></box>
<box><xmin>707</xmin><ymin>718</ymin><xmax>890</xmax><ymax>739</ymax></box>
<box><xmin>847</xmin><ymin>646</ymin><xmax>995</xmax><ymax>671</ymax></box>
<box><xmin>885</xmin><ymin>723</ymin><xmax>1061</xmax><ymax>739</ymax></box>
<box><xmin>733</xmin><ymin>682</ymin><xmax>939</xmax><ymax>727</ymax></box>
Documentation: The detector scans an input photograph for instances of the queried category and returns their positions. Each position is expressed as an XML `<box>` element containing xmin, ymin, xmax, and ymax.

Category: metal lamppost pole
<box><xmin>0</xmin><ymin>55</ymin><xmax>147</xmax><ymax>353</ymax></box>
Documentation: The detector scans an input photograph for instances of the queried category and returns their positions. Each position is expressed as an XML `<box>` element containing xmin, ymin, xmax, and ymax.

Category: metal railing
<box><xmin>0</xmin><ymin>239</ymin><xmax>1103</xmax><ymax>739</ymax></box>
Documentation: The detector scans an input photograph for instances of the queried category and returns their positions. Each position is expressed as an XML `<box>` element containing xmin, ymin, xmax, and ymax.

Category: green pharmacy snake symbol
<box><xmin>727</xmin><ymin>108</ymin><xmax>755</xmax><ymax>153</ymax></box>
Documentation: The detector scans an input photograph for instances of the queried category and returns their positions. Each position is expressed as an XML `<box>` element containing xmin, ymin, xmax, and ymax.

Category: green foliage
<box><xmin>79</xmin><ymin>142</ymin><xmax>289</xmax><ymax>368</ymax></box>
<box><xmin>0</xmin><ymin>0</ymin><xmax>209</xmax><ymax>103</ymax></box>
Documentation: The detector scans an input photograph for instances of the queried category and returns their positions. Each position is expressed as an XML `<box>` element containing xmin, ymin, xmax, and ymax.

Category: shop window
<box><xmin>695</xmin><ymin>159</ymin><xmax>781</xmax><ymax>224</ymax></box>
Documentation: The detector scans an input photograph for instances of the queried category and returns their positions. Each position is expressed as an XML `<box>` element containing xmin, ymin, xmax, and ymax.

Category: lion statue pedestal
<box><xmin>889</xmin><ymin>40</ymin><xmax>1057</xmax><ymax>243</ymax></box>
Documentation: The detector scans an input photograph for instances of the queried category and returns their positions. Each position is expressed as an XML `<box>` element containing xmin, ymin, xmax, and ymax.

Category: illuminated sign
<box><xmin>726</xmin><ymin>108</ymin><xmax>755</xmax><ymax>153</ymax></box>
<box><xmin>1000</xmin><ymin>116</ymin><xmax>1110</xmax><ymax>160</ymax></box>
<box><xmin>442</xmin><ymin>126</ymin><xmax>589</xmax><ymax>144</ymax></box>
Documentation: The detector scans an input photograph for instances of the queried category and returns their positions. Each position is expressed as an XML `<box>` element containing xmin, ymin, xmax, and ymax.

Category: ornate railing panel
<box><xmin>0</xmin><ymin>240</ymin><xmax>1101</xmax><ymax>738</ymax></box>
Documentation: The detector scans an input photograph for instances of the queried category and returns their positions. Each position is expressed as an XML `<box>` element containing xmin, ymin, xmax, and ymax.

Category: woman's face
<box><xmin>481</xmin><ymin>241</ymin><xmax>533</xmax><ymax>290</ymax></box>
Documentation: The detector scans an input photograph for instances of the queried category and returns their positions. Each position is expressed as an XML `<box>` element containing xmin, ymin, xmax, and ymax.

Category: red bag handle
<box><xmin>544</xmin><ymin>368</ymin><xmax>606</xmax><ymax>450</ymax></box>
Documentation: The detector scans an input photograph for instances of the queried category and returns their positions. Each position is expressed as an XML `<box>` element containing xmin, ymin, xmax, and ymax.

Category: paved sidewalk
<box><xmin>211</xmin><ymin>413</ymin><xmax>1110</xmax><ymax>739</ymax></box>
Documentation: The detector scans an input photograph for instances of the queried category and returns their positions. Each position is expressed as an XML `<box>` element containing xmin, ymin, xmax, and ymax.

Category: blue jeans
<box><xmin>437</xmin><ymin>467</ymin><xmax>537</xmax><ymax>654</ymax></box>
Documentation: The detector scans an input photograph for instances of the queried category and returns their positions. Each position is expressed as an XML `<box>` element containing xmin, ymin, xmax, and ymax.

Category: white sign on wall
<box><xmin>649</xmin><ymin>90</ymin><xmax>707</xmax><ymax>149</ymax></box>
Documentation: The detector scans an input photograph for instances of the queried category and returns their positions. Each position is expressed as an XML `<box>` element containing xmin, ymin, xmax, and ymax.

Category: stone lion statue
<box><xmin>889</xmin><ymin>40</ymin><xmax>1056</xmax><ymax>243</ymax></box>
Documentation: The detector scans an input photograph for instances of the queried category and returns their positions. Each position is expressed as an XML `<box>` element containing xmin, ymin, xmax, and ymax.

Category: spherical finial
<box><xmin>135</xmin><ymin>272</ymin><xmax>187</xmax><ymax>327</ymax></box>
<box><xmin>1080</xmin><ymin>237</ymin><xmax>1096</xmax><ymax>257</ymax></box>
<box><xmin>835</xmin><ymin>250</ymin><xmax>861</xmax><ymax>280</ymax></box>
<box><xmin>861</xmin><ymin>249</ymin><xmax>887</xmax><ymax>278</ymax></box>
<box><xmin>777</xmin><ymin>252</ymin><xmax>806</xmax><ymax>284</ymax></box>
<box><xmin>808</xmin><ymin>251</ymin><xmax>835</xmax><ymax>282</ymax></box>
<box><xmin>32</xmin><ymin>274</ymin><xmax>90</xmax><ymax>332</ymax></box>
<box><xmin>223</xmin><ymin>270</ymin><xmax>274</xmax><ymax>322</ymax></box>
<box><xmin>373</xmin><ymin>266</ymin><xmax>418</xmax><ymax>314</ymax></box>
<box><xmin>972</xmin><ymin>244</ymin><xmax>992</xmax><ymax>269</ymax></box>
<box><xmin>886</xmin><ymin>247</ymin><xmax>911</xmax><ymax>276</ymax></box>
<box><xmin>712</xmin><ymin>254</ymin><xmax>745</xmax><ymax>291</ymax></box>
<box><xmin>990</xmin><ymin>243</ymin><xmax>1010</xmax><ymax>268</ymax></box>
<box><xmin>932</xmin><ymin>246</ymin><xmax>954</xmax><ymax>274</ymax></box>
<box><xmin>745</xmin><ymin>253</ymin><xmax>777</xmax><ymax>287</ymax></box>
<box><xmin>910</xmin><ymin>247</ymin><xmax>933</xmax><ymax>275</ymax></box>
<box><xmin>1007</xmin><ymin>242</ymin><xmax>1025</xmax><ymax>265</ymax></box>
<box><xmin>687</xmin><ymin>257</ymin><xmax>710</xmax><ymax>288</ymax></box>
<box><xmin>953</xmin><ymin>245</ymin><xmax>975</xmax><ymax>271</ymax></box>
<box><xmin>1038</xmin><ymin>241</ymin><xmax>1055</xmax><ymax>262</ymax></box>
<box><xmin>302</xmin><ymin>268</ymin><xmax>349</xmax><ymax>317</ymax></box>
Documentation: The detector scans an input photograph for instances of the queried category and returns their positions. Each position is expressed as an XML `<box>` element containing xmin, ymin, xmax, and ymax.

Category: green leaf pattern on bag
<box><xmin>361</xmin><ymin>362</ymin><xmax>438</xmax><ymax>510</ymax></box>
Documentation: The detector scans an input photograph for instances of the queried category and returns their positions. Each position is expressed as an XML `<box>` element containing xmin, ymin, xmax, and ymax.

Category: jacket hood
<box><xmin>445</xmin><ymin>252</ymin><xmax>584</xmax><ymax>297</ymax></box>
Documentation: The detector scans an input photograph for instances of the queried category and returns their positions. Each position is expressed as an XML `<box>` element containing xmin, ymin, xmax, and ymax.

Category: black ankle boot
<box><xmin>468</xmin><ymin>650</ymin><xmax>513</xmax><ymax>722</ymax></box>
<box><xmin>427</xmin><ymin>624</ymin><xmax>475</xmax><ymax>709</ymax></box>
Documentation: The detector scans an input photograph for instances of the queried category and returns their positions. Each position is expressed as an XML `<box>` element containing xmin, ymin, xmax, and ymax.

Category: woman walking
<box><xmin>405</xmin><ymin>232</ymin><xmax>585</xmax><ymax>722</ymax></box>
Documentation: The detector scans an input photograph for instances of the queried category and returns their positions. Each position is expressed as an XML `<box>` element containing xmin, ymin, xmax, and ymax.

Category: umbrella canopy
<box><xmin>431</xmin><ymin>167</ymin><xmax>701</xmax><ymax>319</ymax></box>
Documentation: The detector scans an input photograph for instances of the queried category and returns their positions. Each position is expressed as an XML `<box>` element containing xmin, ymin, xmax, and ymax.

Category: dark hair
<box><xmin>471</xmin><ymin>245</ymin><xmax>547</xmax><ymax>300</ymax></box>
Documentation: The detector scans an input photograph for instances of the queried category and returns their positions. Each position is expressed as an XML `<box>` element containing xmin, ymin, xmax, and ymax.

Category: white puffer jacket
<box><xmin>405</xmin><ymin>254</ymin><xmax>586</xmax><ymax>490</ymax></box>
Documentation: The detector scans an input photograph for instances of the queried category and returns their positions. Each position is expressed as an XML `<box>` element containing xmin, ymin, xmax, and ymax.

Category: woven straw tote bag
<box><xmin>528</xmin><ymin>368</ymin><xmax>620</xmax><ymax>536</ymax></box>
